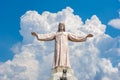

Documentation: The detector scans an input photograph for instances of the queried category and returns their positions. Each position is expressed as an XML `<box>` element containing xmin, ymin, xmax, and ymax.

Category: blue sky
<box><xmin>0</xmin><ymin>0</ymin><xmax>120</xmax><ymax>62</ymax></box>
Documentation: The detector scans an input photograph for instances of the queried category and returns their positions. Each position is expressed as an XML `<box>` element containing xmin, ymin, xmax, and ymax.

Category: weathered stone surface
<box><xmin>48</xmin><ymin>67</ymin><xmax>77</xmax><ymax>80</ymax></box>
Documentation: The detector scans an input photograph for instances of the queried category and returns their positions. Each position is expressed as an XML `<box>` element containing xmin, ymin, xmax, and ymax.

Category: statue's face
<box><xmin>59</xmin><ymin>24</ymin><xmax>64</xmax><ymax>31</ymax></box>
<box><xmin>59</xmin><ymin>23</ymin><xmax>65</xmax><ymax>31</ymax></box>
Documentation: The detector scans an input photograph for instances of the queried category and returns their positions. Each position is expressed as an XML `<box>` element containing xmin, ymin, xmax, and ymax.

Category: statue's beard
<box><xmin>59</xmin><ymin>29</ymin><xmax>65</xmax><ymax>32</ymax></box>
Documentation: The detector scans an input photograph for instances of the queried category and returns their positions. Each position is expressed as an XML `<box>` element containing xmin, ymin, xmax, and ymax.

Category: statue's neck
<box><xmin>58</xmin><ymin>31</ymin><xmax>65</xmax><ymax>32</ymax></box>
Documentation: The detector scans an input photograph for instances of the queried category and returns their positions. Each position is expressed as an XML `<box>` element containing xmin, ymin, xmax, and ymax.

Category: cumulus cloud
<box><xmin>0</xmin><ymin>7</ymin><xmax>120</xmax><ymax>80</ymax></box>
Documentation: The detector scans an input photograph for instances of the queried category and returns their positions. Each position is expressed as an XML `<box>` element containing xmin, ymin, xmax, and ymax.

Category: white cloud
<box><xmin>108</xmin><ymin>18</ymin><xmax>120</xmax><ymax>29</ymax></box>
<box><xmin>108</xmin><ymin>11</ymin><xmax>120</xmax><ymax>29</ymax></box>
<box><xmin>102</xmin><ymin>77</ymin><xmax>110</xmax><ymax>80</ymax></box>
<box><xmin>0</xmin><ymin>7</ymin><xmax>120</xmax><ymax>80</ymax></box>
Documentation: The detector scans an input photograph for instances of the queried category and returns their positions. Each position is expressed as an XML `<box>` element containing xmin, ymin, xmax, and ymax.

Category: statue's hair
<box><xmin>57</xmin><ymin>23</ymin><xmax>65</xmax><ymax>32</ymax></box>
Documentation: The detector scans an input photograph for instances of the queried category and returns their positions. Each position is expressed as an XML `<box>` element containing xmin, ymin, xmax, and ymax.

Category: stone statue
<box><xmin>31</xmin><ymin>23</ymin><xmax>93</xmax><ymax>69</ymax></box>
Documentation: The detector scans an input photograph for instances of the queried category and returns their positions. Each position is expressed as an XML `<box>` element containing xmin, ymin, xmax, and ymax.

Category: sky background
<box><xmin>0</xmin><ymin>0</ymin><xmax>120</xmax><ymax>62</ymax></box>
<box><xmin>0</xmin><ymin>0</ymin><xmax>120</xmax><ymax>80</ymax></box>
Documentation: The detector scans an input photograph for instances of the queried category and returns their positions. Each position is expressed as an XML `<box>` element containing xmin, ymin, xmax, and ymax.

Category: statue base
<box><xmin>48</xmin><ymin>66</ymin><xmax>77</xmax><ymax>80</ymax></box>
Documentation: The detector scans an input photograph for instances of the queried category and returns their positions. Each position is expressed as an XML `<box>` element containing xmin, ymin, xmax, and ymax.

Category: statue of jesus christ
<box><xmin>31</xmin><ymin>23</ymin><xmax>93</xmax><ymax>68</ymax></box>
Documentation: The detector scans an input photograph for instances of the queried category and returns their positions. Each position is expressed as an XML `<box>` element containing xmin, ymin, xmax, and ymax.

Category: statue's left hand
<box><xmin>86</xmin><ymin>34</ymin><xmax>93</xmax><ymax>38</ymax></box>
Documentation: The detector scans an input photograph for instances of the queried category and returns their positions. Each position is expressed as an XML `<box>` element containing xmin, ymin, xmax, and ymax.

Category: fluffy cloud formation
<box><xmin>0</xmin><ymin>7</ymin><xmax>120</xmax><ymax>80</ymax></box>
<box><xmin>108</xmin><ymin>11</ymin><xmax>120</xmax><ymax>29</ymax></box>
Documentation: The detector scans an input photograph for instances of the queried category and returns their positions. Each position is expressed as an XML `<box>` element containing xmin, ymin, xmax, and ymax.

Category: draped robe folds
<box><xmin>37</xmin><ymin>32</ymin><xmax>87</xmax><ymax>68</ymax></box>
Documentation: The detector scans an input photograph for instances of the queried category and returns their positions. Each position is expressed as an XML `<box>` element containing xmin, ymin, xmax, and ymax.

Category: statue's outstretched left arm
<box><xmin>68</xmin><ymin>33</ymin><xmax>93</xmax><ymax>42</ymax></box>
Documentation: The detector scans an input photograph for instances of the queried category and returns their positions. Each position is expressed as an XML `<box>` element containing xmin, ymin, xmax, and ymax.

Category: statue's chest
<box><xmin>56</xmin><ymin>32</ymin><xmax>68</xmax><ymax>39</ymax></box>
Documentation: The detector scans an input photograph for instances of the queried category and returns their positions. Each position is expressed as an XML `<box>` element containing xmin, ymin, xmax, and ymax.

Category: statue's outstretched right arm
<box><xmin>31</xmin><ymin>32</ymin><xmax>55</xmax><ymax>41</ymax></box>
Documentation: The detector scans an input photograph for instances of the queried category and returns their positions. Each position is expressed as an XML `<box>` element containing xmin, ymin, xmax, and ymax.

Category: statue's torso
<box><xmin>53</xmin><ymin>32</ymin><xmax>70</xmax><ymax>67</ymax></box>
<box><xmin>55</xmin><ymin>32</ymin><xmax>68</xmax><ymax>45</ymax></box>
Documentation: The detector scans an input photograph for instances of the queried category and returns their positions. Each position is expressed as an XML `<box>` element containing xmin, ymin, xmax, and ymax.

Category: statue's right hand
<box><xmin>31</xmin><ymin>32</ymin><xmax>37</xmax><ymax>36</ymax></box>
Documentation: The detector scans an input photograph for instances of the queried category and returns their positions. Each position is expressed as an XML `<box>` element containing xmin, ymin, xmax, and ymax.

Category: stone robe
<box><xmin>37</xmin><ymin>32</ymin><xmax>87</xmax><ymax>68</ymax></box>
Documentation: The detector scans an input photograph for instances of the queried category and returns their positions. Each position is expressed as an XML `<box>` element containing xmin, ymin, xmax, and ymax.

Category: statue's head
<box><xmin>58</xmin><ymin>23</ymin><xmax>65</xmax><ymax>32</ymax></box>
